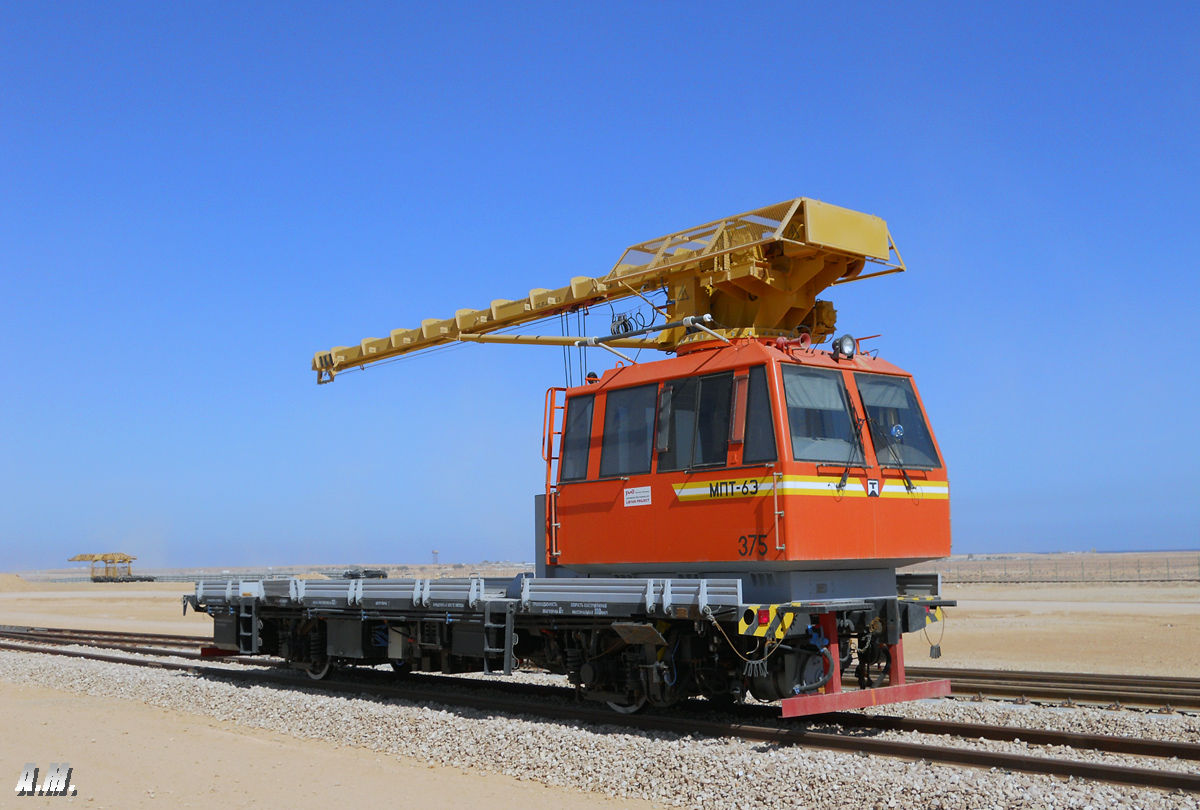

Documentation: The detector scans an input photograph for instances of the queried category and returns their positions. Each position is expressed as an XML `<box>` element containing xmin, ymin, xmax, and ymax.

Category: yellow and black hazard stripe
<box><xmin>899</xmin><ymin>595</ymin><xmax>947</xmax><ymax>626</ymax></box>
<box><xmin>738</xmin><ymin>604</ymin><xmax>801</xmax><ymax>639</ymax></box>
<box><xmin>742</xmin><ymin>598</ymin><xmax>948</xmax><ymax>639</ymax></box>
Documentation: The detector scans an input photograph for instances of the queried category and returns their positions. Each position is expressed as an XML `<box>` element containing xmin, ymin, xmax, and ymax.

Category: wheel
<box><xmin>389</xmin><ymin>659</ymin><xmax>411</xmax><ymax>675</ymax></box>
<box><xmin>749</xmin><ymin>649</ymin><xmax>833</xmax><ymax>701</ymax></box>
<box><xmin>306</xmin><ymin>659</ymin><xmax>333</xmax><ymax>680</ymax></box>
<box><xmin>606</xmin><ymin>695</ymin><xmax>648</xmax><ymax>714</ymax></box>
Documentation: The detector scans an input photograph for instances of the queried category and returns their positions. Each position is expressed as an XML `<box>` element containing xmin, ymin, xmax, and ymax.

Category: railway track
<box><xmin>0</xmin><ymin>625</ymin><xmax>205</xmax><ymax>647</ymax></box>
<box><xmin>0</xmin><ymin>625</ymin><xmax>214</xmax><ymax>660</ymax></box>
<box><xmin>4</xmin><ymin>625</ymin><xmax>1199</xmax><ymax>708</ymax></box>
<box><xmin>0</xmin><ymin>629</ymin><xmax>1197</xmax><ymax>793</ymax></box>
<box><xmin>910</xmin><ymin>665</ymin><xmax>1200</xmax><ymax>711</ymax></box>
<box><xmin>6</xmin><ymin>625</ymin><xmax>1198</xmax><ymax>711</ymax></box>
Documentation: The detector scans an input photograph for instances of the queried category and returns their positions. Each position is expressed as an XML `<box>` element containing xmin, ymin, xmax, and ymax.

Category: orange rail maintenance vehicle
<box><xmin>188</xmin><ymin>198</ymin><xmax>953</xmax><ymax>716</ymax></box>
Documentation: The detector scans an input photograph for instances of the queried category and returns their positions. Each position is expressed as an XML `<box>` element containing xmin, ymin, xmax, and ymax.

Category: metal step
<box><xmin>481</xmin><ymin>599</ymin><xmax>516</xmax><ymax>676</ymax></box>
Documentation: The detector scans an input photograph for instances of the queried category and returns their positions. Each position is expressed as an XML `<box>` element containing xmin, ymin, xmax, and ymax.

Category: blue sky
<box><xmin>2</xmin><ymin>3</ymin><xmax>1197</xmax><ymax>570</ymax></box>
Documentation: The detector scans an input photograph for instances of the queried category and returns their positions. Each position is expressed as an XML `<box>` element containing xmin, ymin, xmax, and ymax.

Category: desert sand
<box><xmin>0</xmin><ymin>578</ymin><xmax>213</xmax><ymax>636</ymax></box>
<box><xmin>0</xmin><ymin>678</ymin><xmax>653</xmax><ymax>810</ymax></box>
<box><xmin>929</xmin><ymin>581</ymin><xmax>1200</xmax><ymax>674</ymax></box>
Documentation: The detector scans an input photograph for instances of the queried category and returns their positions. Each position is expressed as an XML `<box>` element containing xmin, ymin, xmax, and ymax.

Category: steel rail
<box><xmin>944</xmin><ymin>680</ymin><xmax>1200</xmax><ymax>711</ymax></box>
<box><xmin>1</xmin><ymin>641</ymin><xmax>1197</xmax><ymax>794</ymax></box>
<box><xmin>904</xmin><ymin>667</ymin><xmax>1200</xmax><ymax>710</ymax></box>
<box><xmin>0</xmin><ymin>631</ymin><xmax>208</xmax><ymax>660</ymax></box>
<box><xmin>818</xmin><ymin>712</ymin><xmax>1200</xmax><ymax>762</ymax></box>
<box><xmin>0</xmin><ymin>628</ymin><xmax>206</xmax><ymax>648</ymax></box>
<box><xmin>6</xmin><ymin>631</ymin><xmax>201</xmax><ymax>649</ymax></box>
<box><xmin>0</xmin><ymin>632</ymin><xmax>284</xmax><ymax>670</ymax></box>
<box><xmin>910</xmin><ymin>666</ymin><xmax>1200</xmax><ymax>691</ymax></box>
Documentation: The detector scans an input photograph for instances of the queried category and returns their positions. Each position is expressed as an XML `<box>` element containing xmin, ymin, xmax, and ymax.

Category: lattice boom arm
<box><xmin>313</xmin><ymin>198</ymin><xmax>902</xmax><ymax>382</ymax></box>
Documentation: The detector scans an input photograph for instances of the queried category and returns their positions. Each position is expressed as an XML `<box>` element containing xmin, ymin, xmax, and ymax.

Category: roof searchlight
<box><xmin>831</xmin><ymin>334</ymin><xmax>856</xmax><ymax>361</ymax></box>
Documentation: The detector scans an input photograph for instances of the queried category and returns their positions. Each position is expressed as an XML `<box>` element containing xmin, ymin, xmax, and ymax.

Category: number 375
<box><xmin>737</xmin><ymin>534</ymin><xmax>769</xmax><ymax>557</ymax></box>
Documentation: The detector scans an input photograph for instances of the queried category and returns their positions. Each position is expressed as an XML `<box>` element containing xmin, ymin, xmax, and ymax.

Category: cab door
<box><xmin>555</xmin><ymin>382</ymin><xmax>659</xmax><ymax>566</ymax></box>
<box><xmin>852</xmin><ymin>372</ymin><xmax>951</xmax><ymax>562</ymax></box>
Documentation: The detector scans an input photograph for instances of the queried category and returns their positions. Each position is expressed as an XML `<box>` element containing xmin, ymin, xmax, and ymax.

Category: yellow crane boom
<box><xmin>313</xmin><ymin>197</ymin><xmax>903</xmax><ymax>383</ymax></box>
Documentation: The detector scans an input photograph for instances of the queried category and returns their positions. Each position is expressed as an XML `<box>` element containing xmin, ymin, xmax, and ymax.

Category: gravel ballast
<box><xmin>0</xmin><ymin>649</ymin><xmax>1196</xmax><ymax>810</ymax></box>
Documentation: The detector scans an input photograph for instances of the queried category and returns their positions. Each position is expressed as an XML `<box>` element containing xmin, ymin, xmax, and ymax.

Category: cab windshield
<box><xmin>854</xmin><ymin>373</ymin><xmax>941</xmax><ymax>469</ymax></box>
<box><xmin>781</xmin><ymin>365</ymin><xmax>864</xmax><ymax>465</ymax></box>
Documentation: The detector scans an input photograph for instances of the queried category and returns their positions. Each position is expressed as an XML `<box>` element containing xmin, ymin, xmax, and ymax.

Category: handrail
<box><xmin>543</xmin><ymin>387</ymin><xmax>566</xmax><ymax>559</ymax></box>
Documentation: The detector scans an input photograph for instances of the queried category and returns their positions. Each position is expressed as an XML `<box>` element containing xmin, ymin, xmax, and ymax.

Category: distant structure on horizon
<box><xmin>431</xmin><ymin>550</ymin><xmax>439</xmax><ymax>565</ymax></box>
<box><xmin>67</xmin><ymin>552</ymin><xmax>155</xmax><ymax>582</ymax></box>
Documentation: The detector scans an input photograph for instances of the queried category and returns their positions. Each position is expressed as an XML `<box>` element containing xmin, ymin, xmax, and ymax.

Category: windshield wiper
<box><xmin>836</xmin><ymin>388</ymin><xmax>866</xmax><ymax>492</ymax></box>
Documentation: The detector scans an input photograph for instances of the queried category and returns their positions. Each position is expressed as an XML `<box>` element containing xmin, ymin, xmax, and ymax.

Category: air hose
<box><xmin>793</xmin><ymin>647</ymin><xmax>834</xmax><ymax>694</ymax></box>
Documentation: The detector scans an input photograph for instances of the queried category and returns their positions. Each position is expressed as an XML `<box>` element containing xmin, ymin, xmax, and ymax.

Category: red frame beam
<box><xmin>779</xmin><ymin>615</ymin><xmax>950</xmax><ymax>718</ymax></box>
<box><xmin>780</xmin><ymin>678</ymin><xmax>951</xmax><ymax>717</ymax></box>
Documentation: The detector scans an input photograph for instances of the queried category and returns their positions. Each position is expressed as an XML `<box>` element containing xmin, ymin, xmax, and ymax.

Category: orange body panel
<box><xmin>548</xmin><ymin>339</ymin><xmax>950</xmax><ymax>573</ymax></box>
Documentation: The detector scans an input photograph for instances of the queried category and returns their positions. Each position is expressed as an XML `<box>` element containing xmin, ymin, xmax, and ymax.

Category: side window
<box><xmin>655</xmin><ymin>377</ymin><xmax>696</xmax><ymax>472</ymax></box>
<box><xmin>742</xmin><ymin>366</ymin><xmax>777</xmax><ymax>463</ymax></box>
<box><xmin>558</xmin><ymin>394</ymin><xmax>594</xmax><ymax>482</ymax></box>
<box><xmin>599</xmin><ymin>384</ymin><xmax>657</xmax><ymax>477</ymax></box>
<box><xmin>656</xmin><ymin>372</ymin><xmax>734</xmax><ymax>471</ymax></box>
<box><xmin>781</xmin><ymin>365</ymin><xmax>864</xmax><ymax>465</ymax></box>
<box><xmin>694</xmin><ymin>373</ymin><xmax>733</xmax><ymax>466</ymax></box>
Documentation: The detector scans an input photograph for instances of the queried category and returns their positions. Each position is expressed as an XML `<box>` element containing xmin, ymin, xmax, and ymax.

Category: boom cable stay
<box><xmin>313</xmin><ymin>198</ymin><xmax>904</xmax><ymax>383</ymax></box>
